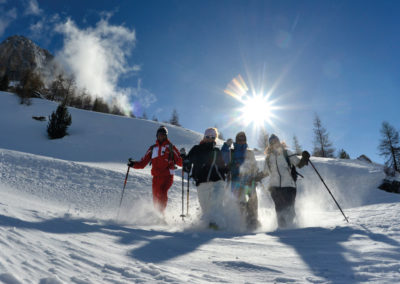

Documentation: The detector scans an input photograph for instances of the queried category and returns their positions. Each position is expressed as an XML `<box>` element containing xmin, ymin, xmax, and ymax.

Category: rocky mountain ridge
<box><xmin>0</xmin><ymin>35</ymin><xmax>59</xmax><ymax>82</ymax></box>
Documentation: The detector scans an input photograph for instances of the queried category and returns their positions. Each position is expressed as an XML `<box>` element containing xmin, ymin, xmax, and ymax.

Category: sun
<box><xmin>224</xmin><ymin>74</ymin><xmax>280</xmax><ymax>129</ymax></box>
<box><xmin>239</xmin><ymin>94</ymin><xmax>273</xmax><ymax>127</ymax></box>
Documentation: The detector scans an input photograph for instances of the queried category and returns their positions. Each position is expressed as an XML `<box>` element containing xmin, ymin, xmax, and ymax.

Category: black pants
<box><xmin>269</xmin><ymin>187</ymin><xmax>296</xmax><ymax>228</ymax></box>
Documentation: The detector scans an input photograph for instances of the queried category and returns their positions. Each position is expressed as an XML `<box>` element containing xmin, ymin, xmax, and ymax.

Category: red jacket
<box><xmin>134</xmin><ymin>139</ymin><xmax>183</xmax><ymax>176</ymax></box>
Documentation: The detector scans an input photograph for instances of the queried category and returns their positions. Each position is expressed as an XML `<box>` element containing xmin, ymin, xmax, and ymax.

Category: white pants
<box><xmin>197</xmin><ymin>180</ymin><xmax>226</xmax><ymax>225</ymax></box>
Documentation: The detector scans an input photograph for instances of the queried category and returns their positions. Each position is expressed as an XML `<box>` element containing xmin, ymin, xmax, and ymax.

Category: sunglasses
<box><xmin>205</xmin><ymin>136</ymin><xmax>216</xmax><ymax>140</ymax></box>
<box><xmin>237</xmin><ymin>137</ymin><xmax>246</xmax><ymax>142</ymax></box>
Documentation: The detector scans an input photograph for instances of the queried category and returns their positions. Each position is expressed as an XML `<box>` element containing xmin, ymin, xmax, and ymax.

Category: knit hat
<box><xmin>156</xmin><ymin>126</ymin><xmax>168</xmax><ymax>136</ymax></box>
<box><xmin>269</xmin><ymin>134</ymin><xmax>280</xmax><ymax>145</ymax></box>
<box><xmin>235</xmin><ymin>131</ymin><xmax>247</xmax><ymax>143</ymax></box>
<box><xmin>204</xmin><ymin>127</ymin><xmax>218</xmax><ymax>139</ymax></box>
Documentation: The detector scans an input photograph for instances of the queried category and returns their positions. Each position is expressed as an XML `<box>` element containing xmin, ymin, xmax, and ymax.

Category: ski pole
<box><xmin>186</xmin><ymin>172</ymin><xmax>190</xmax><ymax>216</ymax></box>
<box><xmin>309</xmin><ymin>160</ymin><xmax>349</xmax><ymax>223</ymax></box>
<box><xmin>180</xmin><ymin>168</ymin><xmax>185</xmax><ymax>220</ymax></box>
<box><xmin>117</xmin><ymin>165</ymin><xmax>130</xmax><ymax>218</ymax></box>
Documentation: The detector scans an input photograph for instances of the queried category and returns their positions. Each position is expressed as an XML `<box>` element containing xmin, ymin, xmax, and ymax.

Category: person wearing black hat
<box><xmin>222</xmin><ymin>131</ymin><xmax>265</xmax><ymax>230</ymax></box>
<box><xmin>264</xmin><ymin>134</ymin><xmax>310</xmax><ymax>228</ymax></box>
<box><xmin>128</xmin><ymin>126</ymin><xmax>183</xmax><ymax>213</ymax></box>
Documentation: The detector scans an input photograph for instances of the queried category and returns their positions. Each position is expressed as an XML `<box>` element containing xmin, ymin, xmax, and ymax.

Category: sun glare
<box><xmin>240</xmin><ymin>94</ymin><xmax>272</xmax><ymax>127</ymax></box>
<box><xmin>224</xmin><ymin>74</ymin><xmax>278</xmax><ymax>129</ymax></box>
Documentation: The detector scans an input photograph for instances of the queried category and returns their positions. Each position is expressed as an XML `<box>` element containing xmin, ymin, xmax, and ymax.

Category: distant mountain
<box><xmin>0</xmin><ymin>35</ymin><xmax>60</xmax><ymax>82</ymax></box>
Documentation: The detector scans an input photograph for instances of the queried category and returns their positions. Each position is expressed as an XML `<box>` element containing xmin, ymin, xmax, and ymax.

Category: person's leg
<box><xmin>152</xmin><ymin>175</ymin><xmax>173</xmax><ymax>212</ymax></box>
<box><xmin>231</xmin><ymin>178</ymin><xmax>241</xmax><ymax>198</ymax></box>
<box><xmin>269</xmin><ymin>187</ymin><xmax>287</xmax><ymax>227</ymax></box>
<box><xmin>246</xmin><ymin>188</ymin><xmax>259</xmax><ymax>229</ymax></box>
<box><xmin>281</xmin><ymin>187</ymin><xmax>297</xmax><ymax>227</ymax></box>
<box><xmin>197</xmin><ymin>182</ymin><xmax>213</xmax><ymax>219</ymax></box>
<box><xmin>208</xmin><ymin>180</ymin><xmax>226</xmax><ymax>227</ymax></box>
<box><xmin>158</xmin><ymin>175</ymin><xmax>174</xmax><ymax>212</ymax></box>
<box><xmin>152</xmin><ymin>176</ymin><xmax>162</xmax><ymax>211</ymax></box>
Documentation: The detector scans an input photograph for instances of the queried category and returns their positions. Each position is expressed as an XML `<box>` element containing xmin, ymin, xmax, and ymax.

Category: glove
<box><xmin>180</xmin><ymin>148</ymin><xmax>186</xmax><ymax>160</ymax></box>
<box><xmin>298</xmin><ymin>151</ymin><xmax>310</xmax><ymax>168</ymax></box>
<box><xmin>183</xmin><ymin>159</ymin><xmax>191</xmax><ymax>173</ymax></box>
<box><xmin>127</xmin><ymin>158</ymin><xmax>136</xmax><ymax>167</ymax></box>
<box><xmin>302</xmin><ymin>151</ymin><xmax>310</xmax><ymax>161</ymax></box>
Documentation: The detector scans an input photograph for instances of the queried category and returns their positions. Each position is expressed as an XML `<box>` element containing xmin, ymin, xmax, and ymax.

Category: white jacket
<box><xmin>264</xmin><ymin>147</ymin><xmax>300</xmax><ymax>188</ymax></box>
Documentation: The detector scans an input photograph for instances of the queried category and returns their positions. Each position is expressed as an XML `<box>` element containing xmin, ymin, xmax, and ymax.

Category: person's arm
<box><xmin>247</xmin><ymin>150</ymin><xmax>266</xmax><ymax>182</ymax></box>
<box><xmin>286</xmin><ymin>149</ymin><xmax>301</xmax><ymax>166</ymax></box>
<box><xmin>133</xmin><ymin>146</ymin><xmax>153</xmax><ymax>169</ymax></box>
<box><xmin>263</xmin><ymin>155</ymin><xmax>271</xmax><ymax>177</ymax></box>
<box><xmin>216</xmin><ymin>149</ymin><xmax>229</xmax><ymax>174</ymax></box>
<box><xmin>183</xmin><ymin>146</ymin><xmax>196</xmax><ymax>173</ymax></box>
<box><xmin>221</xmin><ymin>142</ymin><xmax>231</xmax><ymax>165</ymax></box>
<box><xmin>297</xmin><ymin>151</ymin><xmax>310</xmax><ymax>168</ymax></box>
<box><xmin>172</xmin><ymin>145</ymin><xmax>183</xmax><ymax>167</ymax></box>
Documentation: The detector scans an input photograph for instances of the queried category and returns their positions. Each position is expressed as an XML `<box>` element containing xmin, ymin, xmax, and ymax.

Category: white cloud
<box><xmin>29</xmin><ymin>13</ymin><xmax>60</xmax><ymax>38</ymax></box>
<box><xmin>131</xmin><ymin>79</ymin><xmax>157</xmax><ymax>108</ymax></box>
<box><xmin>55</xmin><ymin>17</ymin><xmax>154</xmax><ymax>114</ymax></box>
<box><xmin>0</xmin><ymin>7</ymin><xmax>17</xmax><ymax>36</ymax></box>
<box><xmin>29</xmin><ymin>19</ymin><xmax>43</xmax><ymax>34</ymax></box>
<box><xmin>24</xmin><ymin>0</ymin><xmax>42</xmax><ymax>16</ymax></box>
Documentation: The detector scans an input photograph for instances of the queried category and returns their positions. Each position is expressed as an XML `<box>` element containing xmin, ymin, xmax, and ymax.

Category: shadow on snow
<box><xmin>268</xmin><ymin>225</ymin><xmax>400</xmax><ymax>284</ymax></box>
<box><xmin>0</xmin><ymin>214</ymin><xmax>242</xmax><ymax>263</ymax></box>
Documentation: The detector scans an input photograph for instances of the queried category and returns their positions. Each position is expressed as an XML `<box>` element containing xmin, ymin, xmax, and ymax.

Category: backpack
<box><xmin>282</xmin><ymin>149</ymin><xmax>303</xmax><ymax>182</ymax></box>
<box><xmin>267</xmin><ymin>148</ymin><xmax>303</xmax><ymax>182</ymax></box>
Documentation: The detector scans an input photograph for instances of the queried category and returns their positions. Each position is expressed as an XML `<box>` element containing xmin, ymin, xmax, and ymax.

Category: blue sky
<box><xmin>1</xmin><ymin>0</ymin><xmax>400</xmax><ymax>163</ymax></box>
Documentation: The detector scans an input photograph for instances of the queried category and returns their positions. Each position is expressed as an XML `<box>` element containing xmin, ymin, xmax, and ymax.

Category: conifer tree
<box><xmin>258</xmin><ymin>128</ymin><xmax>269</xmax><ymax>150</ymax></box>
<box><xmin>47</xmin><ymin>103</ymin><xmax>72</xmax><ymax>139</ymax></box>
<box><xmin>292</xmin><ymin>135</ymin><xmax>302</xmax><ymax>154</ymax></box>
<box><xmin>170</xmin><ymin>109</ymin><xmax>181</xmax><ymax>126</ymax></box>
<box><xmin>312</xmin><ymin>114</ymin><xmax>335</xmax><ymax>157</ymax></box>
<box><xmin>338</xmin><ymin>149</ymin><xmax>350</xmax><ymax>159</ymax></box>
<box><xmin>0</xmin><ymin>74</ymin><xmax>9</xmax><ymax>91</ymax></box>
<box><xmin>379</xmin><ymin>121</ymin><xmax>400</xmax><ymax>173</ymax></box>
<box><xmin>92</xmin><ymin>97</ymin><xmax>110</xmax><ymax>113</ymax></box>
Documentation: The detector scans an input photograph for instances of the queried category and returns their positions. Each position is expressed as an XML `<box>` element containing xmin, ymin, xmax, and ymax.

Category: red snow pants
<box><xmin>152</xmin><ymin>175</ymin><xmax>174</xmax><ymax>212</ymax></box>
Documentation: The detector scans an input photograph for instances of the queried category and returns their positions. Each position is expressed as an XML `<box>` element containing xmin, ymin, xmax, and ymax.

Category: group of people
<box><xmin>128</xmin><ymin>125</ymin><xmax>310</xmax><ymax>230</ymax></box>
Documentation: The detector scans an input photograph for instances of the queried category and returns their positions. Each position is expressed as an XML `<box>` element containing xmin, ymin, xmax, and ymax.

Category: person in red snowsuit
<box><xmin>128</xmin><ymin>126</ymin><xmax>182</xmax><ymax>212</ymax></box>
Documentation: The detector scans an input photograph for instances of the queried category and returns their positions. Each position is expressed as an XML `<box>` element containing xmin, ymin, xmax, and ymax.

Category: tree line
<box><xmin>0</xmin><ymin>70</ymin><xmax>183</xmax><ymax>126</ymax></box>
<box><xmin>258</xmin><ymin>114</ymin><xmax>400</xmax><ymax>176</ymax></box>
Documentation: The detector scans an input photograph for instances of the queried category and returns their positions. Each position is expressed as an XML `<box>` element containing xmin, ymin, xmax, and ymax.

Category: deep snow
<box><xmin>1</xmin><ymin>91</ymin><xmax>400</xmax><ymax>283</ymax></box>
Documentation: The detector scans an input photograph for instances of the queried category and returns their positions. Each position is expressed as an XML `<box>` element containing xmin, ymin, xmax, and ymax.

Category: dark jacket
<box><xmin>221</xmin><ymin>143</ymin><xmax>263</xmax><ymax>183</ymax></box>
<box><xmin>186</xmin><ymin>142</ymin><xmax>227</xmax><ymax>186</ymax></box>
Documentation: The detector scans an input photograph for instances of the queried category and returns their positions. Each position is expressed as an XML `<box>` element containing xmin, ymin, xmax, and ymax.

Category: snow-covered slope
<box><xmin>1</xmin><ymin>91</ymin><xmax>400</xmax><ymax>283</ymax></box>
<box><xmin>0</xmin><ymin>91</ymin><xmax>203</xmax><ymax>164</ymax></box>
